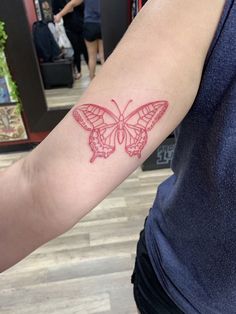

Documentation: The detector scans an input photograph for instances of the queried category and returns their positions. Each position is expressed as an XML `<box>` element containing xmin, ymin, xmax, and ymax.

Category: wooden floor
<box><xmin>0</xmin><ymin>152</ymin><xmax>171</xmax><ymax>314</ymax></box>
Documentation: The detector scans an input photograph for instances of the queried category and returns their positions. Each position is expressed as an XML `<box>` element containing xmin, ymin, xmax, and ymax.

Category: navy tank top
<box><xmin>145</xmin><ymin>1</ymin><xmax>236</xmax><ymax>313</ymax></box>
<box><xmin>84</xmin><ymin>0</ymin><xmax>101</xmax><ymax>24</ymax></box>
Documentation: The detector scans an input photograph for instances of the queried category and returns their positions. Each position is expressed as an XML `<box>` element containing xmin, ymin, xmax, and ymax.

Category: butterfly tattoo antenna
<box><xmin>110</xmin><ymin>99</ymin><xmax>133</xmax><ymax>116</ymax></box>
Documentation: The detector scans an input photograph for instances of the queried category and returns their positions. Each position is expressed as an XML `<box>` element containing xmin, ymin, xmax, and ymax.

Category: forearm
<box><xmin>0</xmin><ymin>159</ymin><xmax>60</xmax><ymax>272</ymax></box>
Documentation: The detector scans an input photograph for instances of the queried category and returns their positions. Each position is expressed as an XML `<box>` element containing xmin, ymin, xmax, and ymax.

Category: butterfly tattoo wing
<box><xmin>72</xmin><ymin>104</ymin><xmax>119</xmax><ymax>162</ymax></box>
<box><xmin>124</xmin><ymin>101</ymin><xmax>168</xmax><ymax>158</ymax></box>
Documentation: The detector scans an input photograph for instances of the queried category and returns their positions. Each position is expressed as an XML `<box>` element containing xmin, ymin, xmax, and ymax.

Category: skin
<box><xmin>54</xmin><ymin>0</ymin><xmax>82</xmax><ymax>22</ymax></box>
<box><xmin>0</xmin><ymin>0</ymin><xmax>225</xmax><ymax>275</ymax></box>
<box><xmin>85</xmin><ymin>38</ymin><xmax>104</xmax><ymax>79</ymax></box>
<box><xmin>54</xmin><ymin>0</ymin><xmax>104</xmax><ymax>79</ymax></box>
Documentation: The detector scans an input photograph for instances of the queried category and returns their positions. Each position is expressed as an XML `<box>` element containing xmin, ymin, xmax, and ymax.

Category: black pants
<box><xmin>66</xmin><ymin>28</ymin><xmax>88</xmax><ymax>73</ymax></box>
<box><xmin>131</xmin><ymin>229</ymin><xmax>185</xmax><ymax>314</ymax></box>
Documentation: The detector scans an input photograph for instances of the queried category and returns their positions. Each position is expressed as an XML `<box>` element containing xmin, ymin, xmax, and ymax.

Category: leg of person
<box><xmin>77</xmin><ymin>31</ymin><xmax>89</xmax><ymax>65</ymax></box>
<box><xmin>66</xmin><ymin>29</ymin><xmax>81</xmax><ymax>78</ymax></box>
<box><xmin>98</xmin><ymin>39</ymin><xmax>104</xmax><ymax>65</ymax></box>
<box><xmin>85</xmin><ymin>39</ymin><xmax>98</xmax><ymax>80</ymax></box>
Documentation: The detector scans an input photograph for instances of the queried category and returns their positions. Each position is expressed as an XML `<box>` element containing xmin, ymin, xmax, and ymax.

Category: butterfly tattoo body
<box><xmin>72</xmin><ymin>99</ymin><xmax>168</xmax><ymax>162</ymax></box>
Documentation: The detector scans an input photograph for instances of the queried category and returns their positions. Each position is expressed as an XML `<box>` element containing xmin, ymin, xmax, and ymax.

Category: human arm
<box><xmin>54</xmin><ymin>0</ymin><xmax>83</xmax><ymax>23</ymax></box>
<box><xmin>0</xmin><ymin>0</ymin><xmax>225</xmax><ymax>272</ymax></box>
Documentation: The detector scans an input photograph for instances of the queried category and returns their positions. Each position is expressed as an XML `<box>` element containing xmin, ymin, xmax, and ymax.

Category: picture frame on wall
<box><xmin>0</xmin><ymin>103</ymin><xmax>28</xmax><ymax>143</ymax></box>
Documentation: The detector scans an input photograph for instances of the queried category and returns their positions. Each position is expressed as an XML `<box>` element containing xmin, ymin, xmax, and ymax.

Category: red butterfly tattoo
<box><xmin>72</xmin><ymin>99</ymin><xmax>168</xmax><ymax>162</ymax></box>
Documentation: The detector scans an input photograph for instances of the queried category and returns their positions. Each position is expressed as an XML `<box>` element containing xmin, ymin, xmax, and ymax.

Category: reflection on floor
<box><xmin>45</xmin><ymin>63</ymin><xmax>101</xmax><ymax>110</ymax></box>
<box><xmin>0</xmin><ymin>151</ymin><xmax>172</xmax><ymax>314</ymax></box>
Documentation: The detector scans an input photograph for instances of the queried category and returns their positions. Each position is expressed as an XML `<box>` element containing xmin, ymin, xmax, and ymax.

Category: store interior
<box><xmin>0</xmin><ymin>1</ymin><xmax>173</xmax><ymax>313</ymax></box>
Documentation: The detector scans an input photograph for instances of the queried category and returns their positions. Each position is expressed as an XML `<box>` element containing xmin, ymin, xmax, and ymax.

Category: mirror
<box><xmin>0</xmin><ymin>0</ymin><xmax>130</xmax><ymax>133</ymax></box>
<box><xmin>32</xmin><ymin>0</ymin><xmax>102</xmax><ymax>111</ymax></box>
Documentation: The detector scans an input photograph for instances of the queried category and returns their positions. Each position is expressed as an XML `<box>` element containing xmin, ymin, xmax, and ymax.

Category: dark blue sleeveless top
<box><xmin>145</xmin><ymin>1</ymin><xmax>236</xmax><ymax>313</ymax></box>
<box><xmin>84</xmin><ymin>0</ymin><xmax>100</xmax><ymax>24</ymax></box>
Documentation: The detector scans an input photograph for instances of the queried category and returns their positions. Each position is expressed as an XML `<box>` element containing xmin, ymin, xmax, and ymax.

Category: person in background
<box><xmin>55</xmin><ymin>0</ymin><xmax>104</xmax><ymax>80</ymax></box>
<box><xmin>53</xmin><ymin>0</ymin><xmax>88</xmax><ymax>79</ymax></box>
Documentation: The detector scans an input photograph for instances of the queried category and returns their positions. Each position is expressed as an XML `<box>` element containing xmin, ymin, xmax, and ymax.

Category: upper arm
<box><xmin>60</xmin><ymin>0</ymin><xmax>83</xmax><ymax>14</ymax></box>
<box><xmin>0</xmin><ymin>0</ymin><xmax>226</xmax><ymax>271</ymax></box>
<box><xmin>31</xmin><ymin>0</ymin><xmax>226</xmax><ymax>227</ymax></box>
<box><xmin>71</xmin><ymin>0</ymin><xmax>83</xmax><ymax>7</ymax></box>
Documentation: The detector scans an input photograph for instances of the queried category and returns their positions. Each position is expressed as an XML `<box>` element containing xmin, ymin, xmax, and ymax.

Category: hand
<box><xmin>54</xmin><ymin>14</ymin><xmax>62</xmax><ymax>23</ymax></box>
